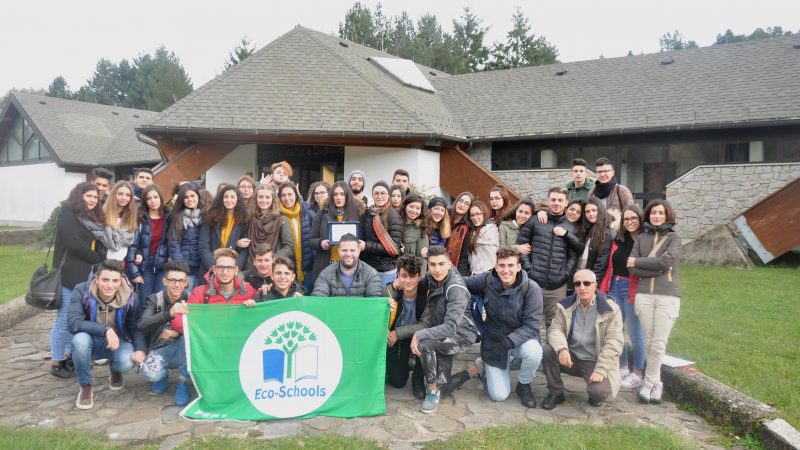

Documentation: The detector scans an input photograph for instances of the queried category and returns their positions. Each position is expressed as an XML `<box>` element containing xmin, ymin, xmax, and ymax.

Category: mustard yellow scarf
<box><xmin>279</xmin><ymin>202</ymin><xmax>305</xmax><ymax>281</ymax></box>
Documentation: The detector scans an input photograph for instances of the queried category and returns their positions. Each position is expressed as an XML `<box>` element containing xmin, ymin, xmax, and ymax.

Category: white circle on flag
<box><xmin>239</xmin><ymin>311</ymin><xmax>343</xmax><ymax>418</ymax></box>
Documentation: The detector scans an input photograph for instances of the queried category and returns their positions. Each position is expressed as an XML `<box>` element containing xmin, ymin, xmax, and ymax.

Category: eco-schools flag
<box><xmin>182</xmin><ymin>297</ymin><xmax>389</xmax><ymax>421</ymax></box>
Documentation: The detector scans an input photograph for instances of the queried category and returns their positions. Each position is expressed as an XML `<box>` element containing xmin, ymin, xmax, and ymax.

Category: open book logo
<box><xmin>239</xmin><ymin>311</ymin><xmax>342</xmax><ymax>419</ymax></box>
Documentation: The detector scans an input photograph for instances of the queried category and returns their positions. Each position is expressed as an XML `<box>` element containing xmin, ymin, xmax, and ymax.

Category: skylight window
<box><xmin>369</xmin><ymin>57</ymin><xmax>436</xmax><ymax>93</ymax></box>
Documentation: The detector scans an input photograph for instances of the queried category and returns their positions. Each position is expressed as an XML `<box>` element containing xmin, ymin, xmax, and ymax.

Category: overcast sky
<box><xmin>3</xmin><ymin>0</ymin><xmax>799</xmax><ymax>95</ymax></box>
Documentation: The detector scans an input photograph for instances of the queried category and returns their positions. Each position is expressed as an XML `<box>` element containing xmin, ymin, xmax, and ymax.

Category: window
<box><xmin>0</xmin><ymin>116</ymin><xmax>50</xmax><ymax>164</ymax></box>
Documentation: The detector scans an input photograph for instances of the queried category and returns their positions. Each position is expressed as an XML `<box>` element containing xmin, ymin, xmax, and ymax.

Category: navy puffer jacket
<box><xmin>168</xmin><ymin>221</ymin><xmax>201</xmax><ymax>270</ymax></box>
<box><xmin>517</xmin><ymin>212</ymin><xmax>583</xmax><ymax>290</ymax></box>
<box><xmin>126</xmin><ymin>213</ymin><xmax>170</xmax><ymax>279</ymax></box>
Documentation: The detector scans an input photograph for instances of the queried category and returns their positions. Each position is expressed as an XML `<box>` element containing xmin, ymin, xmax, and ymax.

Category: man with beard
<box><xmin>348</xmin><ymin>169</ymin><xmax>370</xmax><ymax>207</ymax></box>
<box><xmin>588</xmin><ymin>157</ymin><xmax>633</xmax><ymax>217</ymax></box>
<box><xmin>311</xmin><ymin>233</ymin><xmax>383</xmax><ymax>297</ymax></box>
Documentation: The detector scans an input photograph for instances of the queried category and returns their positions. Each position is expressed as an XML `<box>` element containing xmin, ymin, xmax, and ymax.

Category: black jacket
<box><xmin>415</xmin><ymin>268</ymin><xmax>478</xmax><ymax>344</ymax></box>
<box><xmin>197</xmin><ymin>221</ymin><xmax>249</xmax><ymax>276</ymax></box>
<box><xmin>54</xmin><ymin>206</ymin><xmax>106</xmax><ymax>289</ymax></box>
<box><xmin>517</xmin><ymin>212</ymin><xmax>583</xmax><ymax>290</ymax></box>
<box><xmin>464</xmin><ymin>270</ymin><xmax>542</xmax><ymax>369</ymax></box>
<box><xmin>262</xmin><ymin>281</ymin><xmax>303</xmax><ymax>301</ymax></box>
<box><xmin>586</xmin><ymin>227</ymin><xmax>613</xmax><ymax>282</ymax></box>
<box><xmin>137</xmin><ymin>290</ymin><xmax>187</xmax><ymax>353</ymax></box>
<box><xmin>360</xmin><ymin>207</ymin><xmax>403</xmax><ymax>273</ymax></box>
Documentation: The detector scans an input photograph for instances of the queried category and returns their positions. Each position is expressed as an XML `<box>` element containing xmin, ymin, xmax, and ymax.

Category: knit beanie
<box><xmin>428</xmin><ymin>196</ymin><xmax>448</xmax><ymax>209</ymax></box>
<box><xmin>371</xmin><ymin>180</ymin><xmax>390</xmax><ymax>193</ymax></box>
<box><xmin>348</xmin><ymin>169</ymin><xmax>366</xmax><ymax>184</ymax></box>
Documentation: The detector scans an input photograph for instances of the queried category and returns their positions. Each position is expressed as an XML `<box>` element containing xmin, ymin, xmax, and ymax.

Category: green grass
<box><xmin>670</xmin><ymin>265</ymin><xmax>800</xmax><ymax>429</ymax></box>
<box><xmin>0</xmin><ymin>426</ymin><xmax>119</xmax><ymax>450</ymax></box>
<box><xmin>0</xmin><ymin>245</ymin><xmax>48</xmax><ymax>304</ymax></box>
<box><xmin>177</xmin><ymin>433</ymin><xmax>380</xmax><ymax>450</ymax></box>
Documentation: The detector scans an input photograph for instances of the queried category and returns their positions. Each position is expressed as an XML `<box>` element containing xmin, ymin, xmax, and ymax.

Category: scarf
<box><xmin>248</xmin><ymin>212</ymin><xmax>283</xmax><ymax>261</ymax></box>
<box><xmin>279</xmin><ymin>202</ymin><xmax>305</xmax><ymax>281</ymax></box>
<box><xmin>220</xmin><ymin>212</ymin><xmax>235</xmax><ymax>248</ymax></box>
<box><xmin>78</xmin><ymin>215</ymin><xmax>106</xmax><ymax>242</ymax></box>
<box><xmin>133</xmin><ymin>185</ymin><xmax>143</xmax><ymax>200</ymax></box>
<box><xmin>182</xmin><ymin>208</ymin><xmax>202</xmax><ymax>230</ymax></box>
<box><xmin>103</xmin><ymin>219</ymin><xmax>134</xmax><ymax>252</ymax></box>
<box><xmin>447</xmin><ymin>222</ymin><xmax>469</xmax><ymax>266</ymax></box>
<box><xmin>593</xmin><ymin>177</ymin><xmax>617</xmax><ymax>199</ymax></box>
<box><xmin>644</xmin><ymin>222</ymin><xmax>674</xmax><ymax>234</ymax></box>
<box><xmin>369</xmin><ymin>205</ymin><xmax>399</xmax><ymax>257</ymax></box>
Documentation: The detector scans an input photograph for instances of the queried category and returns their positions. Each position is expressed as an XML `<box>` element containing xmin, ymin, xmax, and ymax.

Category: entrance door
<box><xmin>257</xmin><ymin>144</ymin><xmax>344</xmax><ymax>196</ymax></box>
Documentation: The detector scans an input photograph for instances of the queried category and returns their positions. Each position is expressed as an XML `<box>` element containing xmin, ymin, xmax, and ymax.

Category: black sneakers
<box><xmin>515</xmin><ymin>382</ymin><xmax>536</xmax><ymax>408</ymax></box>
<box><xmin>541</xmin><ymin>391</ymin><xmax>565</xmax><ymax>410</ymax></box>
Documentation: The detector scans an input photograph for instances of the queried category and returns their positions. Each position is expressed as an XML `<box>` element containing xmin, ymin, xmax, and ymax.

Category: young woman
<box><xmin>277</xmin><ymin>181</ymin><xmax>316</xmax><ymax>291</ymax></box>
<box><xmin>425</xmin><ymin>197</ymin><xmax>451</xmax><ymax>248</ymax></box>
<box><xmin>361</xmin><ymin>181</ymin><xmax>403</xmax><ymax>287</ymax></box>
<box><xmin>198</xmin><ymin>184</ymin><xmax>250</xmax><ymax>277</ymax></box>
<box><xmin>389</xmin><ymin>185</ymin><xmax>406</xmax><ymax>213</ymax></box>
<box><xmin>565</xmin><ymin>198</ymin><xmax>585</xmax><ymax>227</ymax></box>
<box><xmin>127</xmin><ymin>184</ymin><xmax>170</xmax><ymax>303</ymax></box>
<box><xmin>582</xmin><ymin>197</ymin><xmax>613</xmax><ymax>282</ymax></box>
<box><xmin>487</xmin><ymin>184</ymin><xmax>510</xmax><ymax>225</ymax></box>
<box><xmin>309</xmin><ymin>181</ymin><xmax>364</xmax><ymax>284</ymax></box>
<box><xmin>102</xmin><ymin>180</ymin><xmax>137</xmax><ymax>261</ymax></box>
<box><xmin>446</xmin><ymin>191</ymin><xmax>475</xmax><ymax>276</ymax></box>
<box><xmin>248</xmin><ymin>184</ymin><xmax>294</xmax><ymax>266</ymax></box>
<box><xmin>168</xmin><ymin>183</ymin><xmax>204</xmax><ymax>290</ymax></box>
<box><xmin>467</xmin><ymin>200</ymin><xmax>499</xmax><ymax>275</ymax></box>
<box><xmin>498</xmin><ymin>199</ymin><xmax>535</xmax><ymax>255</ymax></box>
<box><xmin>628</xmin><ymin>199</ymin><xmax>682</xmax><ymax>404</ymax></box>
<box><xmin>307</xmin><ymin>181</ymin><xmax>331</xmax><ymax>214</ymax></box>
<box><xmin>237</xmin><ymin>175</ymin><xmax>257</xmax><ymax>218</ymax></box>
<box><xmin>600</xmin><ymin>204</ymin><xmax>645</xmax><ymax>390</ymax></box>
<box><xmin>400</xmin><ymin>193</ymin><xmax>429</xmax><ymax>259</ymax></box>
<box><xmin>50</xmin><ymin>182</ymin><xmax>107</xmax><ymax>378</ymax></box>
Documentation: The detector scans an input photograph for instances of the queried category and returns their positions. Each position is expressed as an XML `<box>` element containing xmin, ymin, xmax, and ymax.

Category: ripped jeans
<box><xmin>418</xmin><ymin>334</ymin><xmax>475</xmax><ymax>387</ymax></box>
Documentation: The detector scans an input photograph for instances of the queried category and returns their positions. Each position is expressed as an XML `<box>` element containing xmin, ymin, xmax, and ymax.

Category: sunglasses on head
<box><xmin>573</xmin><ymin>280</ymin><xmax>595</xmax><ymax>287</ymax></box>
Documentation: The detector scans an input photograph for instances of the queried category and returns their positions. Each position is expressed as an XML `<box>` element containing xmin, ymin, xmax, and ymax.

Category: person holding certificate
<box><xmin>308</xmin><ymin>181</ymin><xmax>364</xmax><ymax>285</ymax></box>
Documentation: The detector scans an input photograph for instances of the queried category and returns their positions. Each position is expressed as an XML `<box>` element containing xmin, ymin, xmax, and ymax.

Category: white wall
<box><xmin>0</xmin><ymin>162</ymin><xmax>83</xmax><ymax>226</ymax></box>
<box><xmin>205</xmin><ymin>144</ymin><xmax>257</xmax><ymax>190</ymax></box>
<box><xmin>344</xmin><ymin>147</ymin><xmax>444</xmax><ymax>198</ymax></box>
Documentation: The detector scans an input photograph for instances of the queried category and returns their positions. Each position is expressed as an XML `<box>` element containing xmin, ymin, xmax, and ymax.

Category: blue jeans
<box><xmin>142</xmin><ymin>337</ymin><xmax>189</xmax><ymax>383</ymax></box>
<box><xmin>610</xmin><ymin>277</ymin><xmax>645</xmax><ymax>372</ymax></box>
<box><xmin>50</xmin><ymin>287</ymin><xmax>73</xmax><ymax>361</ymax></box>
<box><xmin>378</xmin><ymin>270</ymin><xmax>397</xmax><ymax>289</ymax></box>
<box><xmin>138</xmin><ymin>260</ymin><xmax>164</xmax><ymax>304</ymax></box>
<box><xmin>72</xmin><ymin>332</ymin><xmax>135</xmax><ymax>386</ymax></box>
<box><xmin>484</xmin><ymin>339</ymin><xmax>543</xmax><ymax>401</ymax></box>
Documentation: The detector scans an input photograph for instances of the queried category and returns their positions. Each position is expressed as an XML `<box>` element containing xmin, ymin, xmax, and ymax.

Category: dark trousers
<box><xmin>386</xmin><ymin>338</ymin><xmax>423</xmax><ymax>388</ymax></box>
<box><xmin>418</xmin><ymin>334</ymin><xmax>474</xmax><ymax>387</ymax></box>
<box><xmin>542</xmin><ymin>342</ymin><xmax>612</xmax><ymax>402</ymax></box>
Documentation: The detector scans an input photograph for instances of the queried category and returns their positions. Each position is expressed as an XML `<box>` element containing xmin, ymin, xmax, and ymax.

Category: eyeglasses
<box><xmin>623</xmin><ymin>217</ymin><xmax>639</xmax><ymax>222</ymax></box>
<box><xmin>469</xmin><ymin>213</ymin><xmax>483</xmax><ymax>218</ymax></box>
<box><xmin>238</xmin><ymin>185</ymin><xmax>253</xmax><ymax>191</ymax></box>
<box><xmin>165</xmin><ymin>278</ymin><xmax>187</xmax><ymax>285</ymax></box>
<box><xmin>596</xmin><ymin>169</ymin><xmax>613</xmax><ymax>174</ymax></box>
<box><xmin>373</xmin><ymin>192</ymin><xmax>388</xmax><ymax>197</ymax></box>
<box><xmin>215</xmin><ymin>265</ymin><xmax>236</xmax><ymax>272</ymax></box>
<box><xmin>456</xmin><ymin>198</ymin><xmax>471</xmax><ymax>205</ymax></box>
<box><xmin>573</xmin><ymin>280</ymin><xmax>596</xmax><ymax>287</ymax></box>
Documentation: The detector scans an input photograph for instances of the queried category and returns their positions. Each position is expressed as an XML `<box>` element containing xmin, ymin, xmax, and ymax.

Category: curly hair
<box><xmin>396</xmin><ymin>254</ymin><xmax>423</xmax><ymax>276</ymax></box>
<box><xmin>205</xmin><ymin>184</ymin><xmax>249</xmax><ymax>227</ymax></box>
<box><xmin>66</xmin><ymin>182</ymin><xmax>104</xmax><ymax>224</ymax></box>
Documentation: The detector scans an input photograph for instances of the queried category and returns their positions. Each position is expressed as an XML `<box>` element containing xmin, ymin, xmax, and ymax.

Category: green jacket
<box><xmin>567</xmin><ymin>179</ymin><xmax>594</xmax><ymax>201</ymax></box>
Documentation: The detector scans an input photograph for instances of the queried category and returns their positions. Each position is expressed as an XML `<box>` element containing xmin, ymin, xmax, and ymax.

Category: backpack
<box><xmin>470</xmin><ymin>272</ymin><xmax>529</xmax><ymax>339</ymax></box>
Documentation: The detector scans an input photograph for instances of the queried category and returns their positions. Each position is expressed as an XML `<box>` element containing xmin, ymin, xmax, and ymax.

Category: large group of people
<box><xmin>49</xmin><ymin>158</ymin><xmax>682</xmax><ymax>416</ymax></box>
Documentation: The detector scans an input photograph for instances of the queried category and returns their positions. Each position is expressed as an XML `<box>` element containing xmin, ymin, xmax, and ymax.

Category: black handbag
<box><xmin>25</xmin><ymin>233</ymin><xmax>66</xmax><ymax>310</ymax></box>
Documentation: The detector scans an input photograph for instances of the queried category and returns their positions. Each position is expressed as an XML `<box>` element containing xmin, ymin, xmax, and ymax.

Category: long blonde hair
<box><xmin>103</xmin><ymin>180</ymin><xmax>138</xmax><ymax>231</ymax></box>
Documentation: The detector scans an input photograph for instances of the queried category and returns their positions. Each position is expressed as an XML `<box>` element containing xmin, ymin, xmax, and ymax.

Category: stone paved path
<box><xmin>0</xmin><ymin>311</ymin><xmax>725</xmax><ymax>449</ymax></box>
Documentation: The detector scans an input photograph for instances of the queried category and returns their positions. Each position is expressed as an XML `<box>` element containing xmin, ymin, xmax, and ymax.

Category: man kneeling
<box><xmin>68</xmin><ymin>259</ymin><xmax>146</xmax><ymax>410</ymax></box>
<box><xmin>448</xmin><ymin>246</ymin><xmax>543</xmax><ymax>408</ymax></box>
<box><xmin>137</xmin><ymin>260</ymin><xmax>192</xmax><ymax>406</ymax></box>
<box><xmin>541</xmin><ymin>269</ymin><xmax>623</xmax><ymax>409</ymax></box>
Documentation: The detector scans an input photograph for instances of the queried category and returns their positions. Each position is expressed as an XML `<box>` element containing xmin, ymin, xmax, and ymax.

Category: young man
<box><xmin>392</xmin><ymin>169</ymin><xmax>411</xmax><ymax>195</ymax></box>
<box><xmin>588</xmin><ymin>157</ymin><xmax>634</xmax><ymax>217</ymax></box>
<box><xmin>137</xmin><ymin>260</ymin><xmax>192</xmax><ymax>406</ymax></box>
<box><xmin>89</xmin><ymin>167</ymin><xmax>113</xmax><ymax>205</ymax></box>
<box><xmin>243</xmin><ymin>244</ymin><xmax>274</xmax><ymax>299</ymax></box>
<box><xmin>541</xmin><ymin>270</ymin><xmax>623</xmax><ymax>410</ymax></box>
<box><xmin>348</xmin><ymin>169</ymin><xmax>369</xmax><ymax>207</ymax></box>
<box><xmin>169</xmin><ymin>248</ymin><xmax>257</xmax><ymax>334</ymax></box>
<box><xmin>311</xmin><ymin>233</ymin><xmax>383</xmax><ymax>297</ymax></box>
<box><xmin>517</xmin><ymin>186</ymin><xmax>582</xmax><ymax>329</ymax></box>
<box><xmin>67</xmin><ymin>259</ymin><xmax>146</xmax><ymax>410</ymax></box>
<box><xmin>410</xmin><ymin>246</ymin><xmax>478</xmax><ymax>414</ymax></box>
<box><xmin>262</xmin><ymin>256</ymin><xmax>304</xmax><ymax>300</ymax></box>
<box><xmin>448</xmin><ymin>246</ymin><xmax>544</xmax><ymax>408</ymax></box>
<box><xmin>566</xmin><ymin>158</ymin><xmax>593</xmax><ymax>201</ymax></box>
<box><xmin>133</xmin><ymin>168</ymin><xmax>154</xmax><ymax>207</ymax></box>
<box><xmin>386</xmin><ymin>255</ymin><xmax>427</xmax><ymax>397</ymax></box>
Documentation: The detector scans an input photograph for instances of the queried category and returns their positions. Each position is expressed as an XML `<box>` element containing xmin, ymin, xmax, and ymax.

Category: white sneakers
<box><xmin>621</xmin><ymin>372</ymin><xmax>643</xmax><ymax>389</ymax></box>
<box><xmin>638</xmin><ymin>380</ymin><xmax>664</xmax><ymax>403</ymax></box>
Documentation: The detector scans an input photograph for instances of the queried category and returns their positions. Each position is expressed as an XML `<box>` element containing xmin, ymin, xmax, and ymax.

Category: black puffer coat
<box><xmin>517</xmin><ymin>212</ymin><xmax>583</xmax><ymax>290</ymax></box>
<box><xmin>360</xmin><ymin>206</ymin><xmax>403</xmax><ymax>272</ymax></box>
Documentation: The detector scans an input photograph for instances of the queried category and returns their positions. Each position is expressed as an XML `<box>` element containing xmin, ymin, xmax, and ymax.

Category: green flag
<box><xmin>182</xmin><ymin>297</ymin><xmax>389</xmax><ymax>421</ymax></box>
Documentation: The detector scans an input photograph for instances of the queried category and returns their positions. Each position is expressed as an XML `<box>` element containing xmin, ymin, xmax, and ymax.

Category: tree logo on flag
<box><xmin>239</xmin><ymin>311</ymin><xmax>343</xmax><ymax>418</ymax></box>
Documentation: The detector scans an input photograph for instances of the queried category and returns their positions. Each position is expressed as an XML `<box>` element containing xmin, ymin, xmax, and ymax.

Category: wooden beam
<box><xmin>153</xmin><ymin>141</ymin><xmax>238</xmax><ymax>196</ymax></box>
<box><xmin>440</xmin><ymin>145</ymin><xmax>521</xmax><ymax>204</ymax></box>
<box><xmin>739</xmin><ymin>177</ymin><xmax>800</xmax><ymax>261</ymax></box>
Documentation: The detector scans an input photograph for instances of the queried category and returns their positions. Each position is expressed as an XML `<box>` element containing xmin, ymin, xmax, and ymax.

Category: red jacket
<box><xmin>170</xmin><ymin>270</ymin><xmax>257</xmax><ymax>334</ymax></box>
<box><xmin>599</xmin><ymin>241</ymin><xmax>639</xmax><ymax>304</ymax></box>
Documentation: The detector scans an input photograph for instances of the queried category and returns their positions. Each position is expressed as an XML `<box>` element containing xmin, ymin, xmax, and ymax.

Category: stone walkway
<box><xmin>0</xmin><ymin>311</ymin><xmax>725</xmax><ymax>449</ymax></box>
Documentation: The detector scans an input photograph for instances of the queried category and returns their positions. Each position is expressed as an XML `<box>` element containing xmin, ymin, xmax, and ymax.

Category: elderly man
<box><xmin>541</xmin><ymin>269</ymin><xmax>623</xmax><ymax>410</ymax></box>
<box><xmin>311</xmin><ymin>233</ymin><xmax>383</xmax><ymax>297</ymax></box>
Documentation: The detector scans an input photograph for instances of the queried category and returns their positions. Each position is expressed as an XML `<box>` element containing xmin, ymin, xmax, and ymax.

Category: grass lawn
<box><xmin>670</xmin><ymin>265</ymin><xmax>800</xmax><ymax>428</ymax></box>
<box><xmin>0</xmin><ymin>245</ymin><xmax>48</xmax><ymax>304</ymax></box>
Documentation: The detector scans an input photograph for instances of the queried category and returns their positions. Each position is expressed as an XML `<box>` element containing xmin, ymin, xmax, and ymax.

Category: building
<box><xmin>0</xmin><ymin>92</ymin><xmax>160</xmax><ymax>226</ymax></box>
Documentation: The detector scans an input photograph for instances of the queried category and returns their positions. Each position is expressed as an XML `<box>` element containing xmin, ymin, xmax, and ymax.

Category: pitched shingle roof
<box><xmin>6</xmin><ymin>92</ymin><xmax>160</xmax><ymax>166</ymax></box>
<box><xmin>434</xmin><ymin>34</ymin><xmax>800</xmax><ymax>140</ymax></box>
<box><xmin>141</xmin><ymin>26</ymin><xmax>464</xmax><ymax>140</ymax></box>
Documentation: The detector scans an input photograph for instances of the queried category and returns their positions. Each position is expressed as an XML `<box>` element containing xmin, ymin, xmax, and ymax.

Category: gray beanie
<box><xmin>348</xmin><ymin>169</ymin><xmax>366</xmax><ymax>184</ymax></box>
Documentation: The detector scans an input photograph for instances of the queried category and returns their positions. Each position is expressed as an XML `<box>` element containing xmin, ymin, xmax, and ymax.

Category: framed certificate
<box><xmin>328</xmin><ymin>221</ymin><xmax>360</xmax><ymax>244</ymax></box>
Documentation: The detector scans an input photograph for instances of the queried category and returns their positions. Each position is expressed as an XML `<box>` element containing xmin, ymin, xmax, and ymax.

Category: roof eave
<box><xmin>136</xmin><ymin>126</ymin><xmax>470</xmax><ymax>143</ymax></box>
